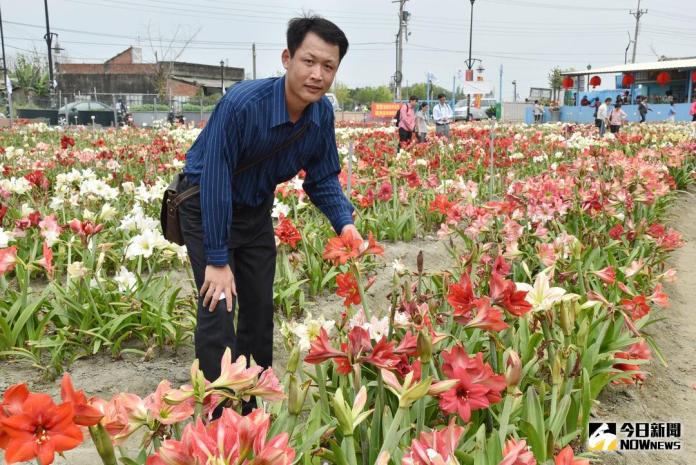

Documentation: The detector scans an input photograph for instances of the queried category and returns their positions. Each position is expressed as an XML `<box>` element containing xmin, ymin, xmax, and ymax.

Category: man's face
<box><xmin>410</xmin><ymin>99</ymin><xmax>418</xmax><ymax>108</ymax></box>
<box><xmin>282</xmin><ymin>32</ymin><xmax>340</xmax><ymax>106</ymax></box>
<box><xmin>439</xmin><ymin>97</ymin><xmax>446</xmax><ymax>105</ymax></box>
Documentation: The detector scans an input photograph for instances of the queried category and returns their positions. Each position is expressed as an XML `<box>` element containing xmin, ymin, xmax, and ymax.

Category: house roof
<box><xmin>562</xmin><ymin>58</ymin><xmax>696</xmax><ymax>76</ymax></box>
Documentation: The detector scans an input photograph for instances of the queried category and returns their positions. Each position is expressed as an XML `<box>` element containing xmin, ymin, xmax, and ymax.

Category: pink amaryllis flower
<box><xmin>243</xmin><ymin>368</ymin><xmax>285</xmax><ymax>402</ymax></box>
<box><xmin>68</xmin><ymin>219</ymin><xmax>104</xmax><ymax>245</ymax></box>
<box><xmin>38</xmin><ymin>215</ymin><xmax>62</xmax><ymax>247</ymax></box>
<box><xmin>60</xmin><ymin>374</ymin><xmax>103</xmax><ymax>427</ymax></box>
<box><xmin>649</xmin><ymin>283</ymin><xmax>669</xmax><ymax>308</ymax></box>
<box><xmin>402</xmin><ymin>419</ymin><xmax>465</xmax><ymax>465</ymax></box>
<box><xmin>144</xmin><ymin>380</ymin><xmax>194</xmax><ymax>426</ymax></box>
<box><xmin>208</xmin><ymin>349</ymin><xmax>263</xmax><ymax>392</ymax></box>
<box><xmin>37</xmin><ymin>242</ymin><xmax>54</xmax><ymax>279</ymax></box>
<box><xmin>554</xmin><ymin>445</ymin><xmax>589</xmax><ymax>465</ymax></box>
<box><xmin>612</xmin><ymin>339</ymin><xmax>651</xmax><ymax>385</ymax></box>
<box><xmin>463</xmin><ymin>297</ymin><xmax>508</xmax><ymax>332</ymax></box>
<box><xmin>146</xmin><ymin>408</ymin><xmax>295</xmax><ymax>465</ymax></box>
<box><xmin>0</xmin><ymin>246</ymin><xmax>18</xmax><ymax>275</ymax></box>
<box><xmin>592</xmin><ymin>266</ymin><xmax>616</xmax><ymax>285</ymax></box>
<box><xmin>499</xmin><ymin>438</ymin><xmax>536</xmax><ymax>465</ymax></box>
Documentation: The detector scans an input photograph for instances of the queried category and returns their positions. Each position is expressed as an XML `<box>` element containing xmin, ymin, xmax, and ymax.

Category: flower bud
<box><xmin>287</xmin><ymin>346</ymin><xmax>300</xmax><ymax>374</ymax></box>
<box><xmin>288</xmin><ymin>374</ymin><xmax>310</xmax><ymax>416</ymax></box>
<box><xmin>551</xmin><ymin>353</ymin><xmax>563</xmax><ymax>386</ymax></box>
<box><xmin>504</xmin><ymin>349</ymin><xmax>522</xmax><ymax>388</ymax></box>
<box><xmin>417</xmin><ymin>251</ymin><xmax>424</xmax><ymax>275</ymax></box>
<box><xmin>416</xmin><ymin>329</ymin><xmax>432</xmax><ymax>364</ymax></box>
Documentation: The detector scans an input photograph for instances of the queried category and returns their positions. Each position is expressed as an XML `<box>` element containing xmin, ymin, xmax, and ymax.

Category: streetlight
<box><xmin>512</xmin><ymin>80</ymin><xmax>517</xmax><ymax>102</ymax></box>
<box><xmin>220</xmin><ymin>60</ymin><xmax>225</xmax><ymax>95</ymax></box>
<box><xmin>464</xmin><ymin>0</ymin><xmax>479</xmax><ymax>121</ymax></box>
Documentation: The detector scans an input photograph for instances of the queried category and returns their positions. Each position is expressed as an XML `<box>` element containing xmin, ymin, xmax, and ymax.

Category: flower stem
<box><xmin>352</xmin><ymin>262</ymin><xmax>370</xmax><ymax>320</ymax></box>
<box><xmin>316</xmin><ymin>364</ymin><xmax>331</xmax><ymax>420</ymax></box>
<box><xmin>379</xmin><ymin>407</ymin><xmax>406</xmax><ymax>456</ymax></box>
<box><xmin>416</xmin><ymin>361</ymin><xmax>430</xmax><ymax>435</ymax></box>
<box><xmin>88</xmin><ymin>424</ymin><xmax>117</xmax><ymax>465</ymax></box>
<box><xmin>344</xmin><ymin>435</ymin><xmax>358</xmax><ymax>465</ymax></box>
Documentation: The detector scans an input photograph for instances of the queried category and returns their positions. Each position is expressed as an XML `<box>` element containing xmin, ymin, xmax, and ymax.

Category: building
<box><xmin>527</xmin><ymin>58</ymin><xmax>696</xmax><ymax>123</ymax></box>
<box><xmin>56</xmin><ymin>47</ymin><xmax>244</xmax><ymax>105</ymax></box>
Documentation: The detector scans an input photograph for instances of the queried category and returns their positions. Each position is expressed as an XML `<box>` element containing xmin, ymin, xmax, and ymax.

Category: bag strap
<box><xmin>173</xmin><ymin>123</ymin><xmax>310</xmax><ymax>205</ymax></box>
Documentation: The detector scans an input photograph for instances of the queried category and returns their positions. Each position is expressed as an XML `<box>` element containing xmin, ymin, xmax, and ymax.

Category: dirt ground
<box><xmin>596</xmin><ymin>193</ymin><xmax>696</xmax><ymax>465</ymax></box>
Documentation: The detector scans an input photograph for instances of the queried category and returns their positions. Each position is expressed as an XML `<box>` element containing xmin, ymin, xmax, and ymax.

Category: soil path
<box><xmin>598</xmin><ymin>192</ymin><xmax>696</xmax><ymax>465</ymax></box>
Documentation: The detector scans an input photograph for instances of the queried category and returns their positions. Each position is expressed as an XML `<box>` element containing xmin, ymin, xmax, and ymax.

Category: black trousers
<box><xmin>178</xmin><ymin>176</ymin><xmax>277</xmax><ymax>383</ymax></box>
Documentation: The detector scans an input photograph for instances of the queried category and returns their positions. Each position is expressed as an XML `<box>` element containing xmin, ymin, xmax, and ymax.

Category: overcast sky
<box><xmin>3</xmin><ymin>0</ymin><xmax>696</xmax><ymax>100</ymax></box>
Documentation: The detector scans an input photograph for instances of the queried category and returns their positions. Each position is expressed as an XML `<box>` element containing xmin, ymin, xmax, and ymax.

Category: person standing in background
<box><xmin>596</xmin><ymin>97</ymin><xmax>611</xmax><ymax>137</ymax></box>
<box><xmin>415</xmin><ymin>102</ymin><xmax>429</xmax><ymax>143</ymax></box>
<box><xmin>609</xmin><ymin>102</ymin><xmax>627</xmax><ymax>134</ymax></box>
<box><xmin>398</xmin><ymin>95</ymin><xmax>418</xmax><ymax>149</ymax></box>
<box><xmin>533</xmin><ymin>100</ymin><xmax>544</xmax><ymax>123</ymax></box>
<box><xmin>432</xmin><ymin>93</ymin><xmax>453</xmax><ymax>139</ymax></box>
<box><xmin>667</xmin><ymin>102</ymin><xmax>676</xmax><ymax>122</ymax></box>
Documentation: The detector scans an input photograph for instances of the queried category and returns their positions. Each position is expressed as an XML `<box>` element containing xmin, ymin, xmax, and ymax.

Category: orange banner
<box><xmin>371</xmin><ymin>102</ymin><xmax>402</xmax><ymax>118</ymax></box>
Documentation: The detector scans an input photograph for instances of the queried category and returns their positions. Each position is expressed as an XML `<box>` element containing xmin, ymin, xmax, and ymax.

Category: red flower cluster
<box><xmin>613</xmin><ymin>339</ymin><xmax>651</xmax><ymax>384</ymax></box>
<box><xmin>437</xmin><ymin>345</ymin><xmax>506</xmax><ymax>422</ymax></box>
<box><xmin>305</xmin><ymin>327</ymin><xmax>411</xmax><ymax>375</ymax></box>
<box><xmin>60</xmin><ymin>135</ymin><xmax>75</xmax><ymax>150</ymax></box>
<box><xmin>446</xmin><ymin>273</ymin><xmax>507</xmax><ymax>331</ymax></box>
<box><xmin>68</xmin><ymin>219</ymin><xmax>104</xmax><ymax>245</ymax></box>
<box><xmin>621</xmin><ymin>295</ymin><xmax>651</xmax><ymax>320</ymax></box>
<box><xmin>336</xmin><ymin>272</ymin><xmax>361</xmax><ymax>307</ymax></box>
<box><xmin>0</xmin><ymin>375</ymin><xmax>102</xmax><ymax>465</ymax></box>
<box><xmin>274</xmin><ymin>214</ymin><xmax>302</xmax><ymax>249</ymax></box>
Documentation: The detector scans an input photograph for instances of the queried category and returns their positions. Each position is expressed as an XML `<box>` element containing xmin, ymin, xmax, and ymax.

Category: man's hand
<box><xmin>341</xmin><ymin>224</ymin><xmax>368</xmax><ymax>253</ymax></box>
<box><xmin>201</xmin><ymin>264</ymin><xmax>236</xmax><ymax>312</ymax></box>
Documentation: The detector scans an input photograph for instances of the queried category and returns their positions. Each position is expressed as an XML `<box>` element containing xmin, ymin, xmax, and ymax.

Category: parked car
<box><xmin>453</xmin><ymin>98</ymin><xmax>497</xmax><ymax>121</ymax></box>
<box><xmin>58</xmin><ymin>101</ymin><xmax>128</xmax><ymax>126</ymax></box>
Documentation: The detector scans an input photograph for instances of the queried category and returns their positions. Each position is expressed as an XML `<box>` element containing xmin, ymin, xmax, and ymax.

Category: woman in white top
<box><xmin>415</xmin><ymin>102</ymin><xmax>429</xmax><ymax>143</ymax></box>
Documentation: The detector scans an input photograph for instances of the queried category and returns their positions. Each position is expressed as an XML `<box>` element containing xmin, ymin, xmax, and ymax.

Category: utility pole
<box><xmin>393</xmin><ymin>0</ymin><xmax>409</xmax><ymax>100</ymax></box>
<box><xmin>43</xmin><ymin>0</ymin><xmax>56</xmax><ymax>90</ymax></box>
<box><xmin>0</xmin><ymin>6</ymin><xmax>12</xmax><ymax>125</ymax></box>
<box><xmin>629</xmin><ymin>0</ymin><xmax>647</xmax><ymax>64</ymax></box>
<box><xmin>252</xmin><ymin>43</ymin><xmax>257</xmax><ymax>79</ymax></box>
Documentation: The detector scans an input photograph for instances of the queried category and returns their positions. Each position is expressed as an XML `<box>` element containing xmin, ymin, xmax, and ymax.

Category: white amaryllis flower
<box><xmin>515</xmin><ymin>269</ymin><xmax>569</xmax><ymax>312</ymax></box>
<box><xmin>0</xmin><ymin>177</ymin><xmax>32</xmax><ymax>195</ymax></box>
<box><xmin>99</xmin><ymin>203</ymin><xmax>119</xmax><ymax>221</ymax></box>
<box><xmin>271</xmin><ymin>198</ymin><xmax>290</xmax><ymax>218</ymax></box>
<box><xmin>125</xmin><ymin>229</ymin><xmax>168</xmax><ymax>259</ymax></box>
<box><xmin>392</xmin><ymin>259</ymin><xmax>406</xmax><ymax>274</ymax></box>
<box><xmin>114</xmin><ymin>266</ymin><xmax>137</xmax><ymax>293</ymax></box>
<box><xmin>0</xmin><ymin>227</ymin><xmax>14</xmax><ymax>247</ymax></box>
<box><xmin>67</xmin><ymin>261</ymin><xmax>88</xmax><ymax>280</ymax></box>
<box><xmin>291</xmin><ymin>312</ymin><xmax>335</xmax><ymax>351</ymax></box>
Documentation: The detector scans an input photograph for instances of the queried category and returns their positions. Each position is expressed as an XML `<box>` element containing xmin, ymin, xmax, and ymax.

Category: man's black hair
<box><xmin>409</xmin><ymin>95</ymin><xmax>418</xmax><ymax>102</ymax></box>
<box><xmin>437</xmin><ymin>93</ymin><xmax>446</xmax><ymax>99</ymax></box>
<box><xmin>287</xmin><ymin>15</ymin><xmax>349</xmax><ymax>61</ymax></box>
<box><xmin>420</xmin><ymin>102</ymin><xmax>429</xmax><ymax>109</ymax></box>
<box><xmin>605</xmin><ymin>98</ymin><xmax>612</xmax><ymax>103</ymax></box>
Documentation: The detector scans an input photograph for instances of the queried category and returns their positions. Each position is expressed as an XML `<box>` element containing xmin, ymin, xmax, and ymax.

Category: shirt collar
<box><xmin>271</xmin><ymin>76</ymin><xmax>321</xmax><ymax>128</ymax></box>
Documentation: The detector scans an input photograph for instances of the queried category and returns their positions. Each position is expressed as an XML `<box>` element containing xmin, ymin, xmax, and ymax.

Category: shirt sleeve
<box><xmin>432</xmin><ymin>105</ymin><xmax>442</xmax><ymax>123</ymax></box>
<box><xmin>200</xmin><ymin>98</ymin><xmax>240</xmax><ymax>266</ymax></box>
<box><xmin>302</xmin><ymin>112</ymin><xmax>355</xmax><ymax>234</ymax></box>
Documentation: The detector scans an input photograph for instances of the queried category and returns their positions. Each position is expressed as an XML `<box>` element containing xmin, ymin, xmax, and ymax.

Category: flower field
<box><xmin>1</xmin><ymin>120</ymin><xmax>695</xmax><ymax>465</ymax></box>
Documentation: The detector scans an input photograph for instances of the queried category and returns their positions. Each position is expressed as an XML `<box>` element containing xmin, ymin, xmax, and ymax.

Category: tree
<box><xmin>147</xmin><ymin>23</ymin><xmax>200</xmax><ymax>102</ymax></box>
<box><xmin>11</xmin><ymin>53</ymin><xmax>50</xmax><ymax>101</ymax></box>
<box><xmin>548</xmin><ymin>66</ymin><xmax>563</xmax><ymax>102</ymax></box>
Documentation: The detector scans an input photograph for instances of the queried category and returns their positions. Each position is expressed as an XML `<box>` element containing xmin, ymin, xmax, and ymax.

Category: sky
<box><xmin>2</xmin><ymin>0</ymin><xmax>696</xmax><ymax>101</ymax></box>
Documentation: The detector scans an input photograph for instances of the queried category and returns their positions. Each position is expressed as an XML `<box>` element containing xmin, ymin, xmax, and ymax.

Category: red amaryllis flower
<box><xmin>60</xmin><ymin>135</ymin><xmax>75</xmax><ymax>149</ymax></box>
<box><xmin>68</xmin><ymin>219</ymin><xmax>104</xmax><ymax>245</ymax></box>
<box><xmin>0</xmin><ymin>246</ymin><xmax>18</xmax><ymax>276</ymax></box>
<box><xmin>274</xmin><ymin>214</ymin><xmax>302</xmax><ymax>249</ymax></box>
<box><xmin>499</xmin><ymin>438</ymin><xmax>536</xmax><ymax>465</ymax></box>
<box><xmin>464</xmin><ymin>297</ymin><xmax>508</xmax><ymax>332</ymax></box>
<box><xmin>363</xmin><ymin>232</ymin><xmax>385</xmax><ymax>256</ymax></box>
<box><xmin>336</xmin><ymin>272</ymin><xmax>361</xmax><ymax>307</ymax></box>
<box><xmin>23</xmin><ymin>170</ymin><xmax>50</xmax><ymax>191</ymax></box>
<box><xmin>0</xmin><ymin>204</ymin><xmax>7</xmax><ymax>225</ymax></box>
<box><xmin>0</xmin><ymin>384</ymin><xmax>30</xmax><ymax>448</ymax></box>
<box><xmin>429</xmin><ymin>194</ymin><xmax>453</xmax><ymax>215</ymax></box>
<box><xmin>448</xmin><ymin>273</ymin><xmax>476</xmax><ymax>322</ymax></box>
<box><xmin>401</xmin><ymin>419</ymin><xmax>464</xmax><ymax>465</ymax></box>
<box><xmin>362</xmin><ymin>337</ymin><xmax>399</xmax><ymax>370</ymax></box>
<box><xmin>613</xmin><ymin>339</ymin><xmax>651</xmax><ymax>385</ymax></box>
<box><xmin>592</xmin><ymin>266</ymin><xmax>616</xmax><ymax>285</ymax></box>
<box><xmin>60</xmin><ymin>374</ymin><xmax>103</xmax><ymax>427</ymax></box>
<box><xmin>555</xmin><ymin>445</ymin><xmax>589</xmax><ymax>465</ymax></box>
<box><xmin>608</xmin><ymin>224</ymin><xmax>624</xmax><ymax>240</ymax></box>
<box><xmin>377</xmin><ymin>181</ymin><xmax>393</xmax><ymax>201</ymax></box>
<box><xmin>304</xmin><ymin>328</ymin><xmax>347</xmax><ymax>364</ymax></box>
<box><xmin>438</xmin><ymin>370</ymin><xmax>491</xmax><ymax>422</ymax></box>
<box><xmin>621</xmin><ymin>295</ymin><xmax>651</xmax><ymax>320</ymax></box>
<box><xmin>489</xmin><ymin>272</ymin><xmax>532</xmax><ymax>317</ymax></box>
<box><xmin>0</xmin><ymin>393</ymin><xmax>83</xmax><ymax>465</ymax></box>
<box><xmin>493</xmin><ymin>255</ymin><xmax>512</xmax><ymax>276</ymax></box>
<box><xmin>322</xmin><ymin>234</ymin><xmax>363</xmax><ymax>265</ymax></box>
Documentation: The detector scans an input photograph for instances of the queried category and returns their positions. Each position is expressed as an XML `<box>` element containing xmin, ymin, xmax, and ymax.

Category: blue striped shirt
<box><xmin>183</xmin><ymin>76</ymin><xmax>355</xmax><ymax>266</ymax></box>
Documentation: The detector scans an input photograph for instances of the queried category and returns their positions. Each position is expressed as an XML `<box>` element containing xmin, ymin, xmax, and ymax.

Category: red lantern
<box><xmin>562</xmin><ymin>76</ymin><xmax>574</xmax><ymax>89</ymax></box>
<box><xmin>656</xmin><ymin>71</ymin><xmax>671</xmax><ymax>86</ymax></box>
<box><xmin>691</xmin><ymin>71</ymin><xmax>696</xmax><ymax>83</ymax></box>
<box><xmin>589</xmin><ymin>75</ymin><xmax>602</xmax><ymax>88</ymax></box>
<box><xmin>621</xmin><ymin>73</ymin><xmax>635</xmax><ymax>87</ymax></box>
